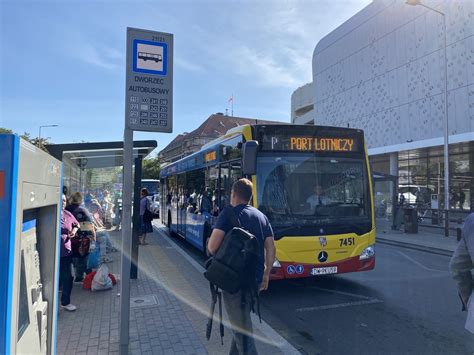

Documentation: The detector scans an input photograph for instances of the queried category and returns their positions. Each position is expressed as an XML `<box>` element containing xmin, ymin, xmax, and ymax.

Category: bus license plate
<box><xmin>311</xmin><ymin>266</ymin><xmax>338</xmax><ymax>275</ymax></box>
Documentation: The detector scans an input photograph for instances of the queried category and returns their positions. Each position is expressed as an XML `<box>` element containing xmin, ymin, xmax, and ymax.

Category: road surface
<box><xmin>156</xmin><ymin>223</ymin><xmax>474</xmax><ymax>354</ymax></box>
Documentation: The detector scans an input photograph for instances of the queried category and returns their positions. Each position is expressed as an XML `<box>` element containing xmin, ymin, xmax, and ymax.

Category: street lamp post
<box><xmin>38</xmin><ymin>124</ymin><xmax>58</xmax><ymax>148</ymax></box>
<box><xmin>406</xmin><ymin>0</ymin><xmax>450</xmax><ymax>236</ymax></box>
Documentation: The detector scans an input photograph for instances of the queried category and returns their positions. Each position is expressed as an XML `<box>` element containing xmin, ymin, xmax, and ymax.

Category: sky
<box><xmin>0</xmin><ymin>0</ymin><xmax>372</xmax><ymax>154</ymax></box>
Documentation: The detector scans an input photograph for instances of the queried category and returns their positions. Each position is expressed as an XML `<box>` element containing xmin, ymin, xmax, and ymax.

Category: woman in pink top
<box><xmin>60</xmin><ymin>194</ymin><xmax>79</xmax><ymax>311</ymax></box>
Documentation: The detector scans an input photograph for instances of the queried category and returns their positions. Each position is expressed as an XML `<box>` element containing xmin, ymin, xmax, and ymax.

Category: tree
<box><xmin>20</xmin><ymin>132</ymin><xmax>32</xmax><ymax>142</ymax></box>
<box><xmin>31</xmin><ymin>137</ymin><xmax>51</xmax><ymax>149</ymax></box>
<box><xmin>142</xmin><ymin>157</ymin><xmax>161</xmax><ymax>179</ymax></box>
<box><xmin>0</xmin><ymin>127</ymin><xmax>50</xmax><ymax>150</ymax></box>
<box><xmin>0</xmin><ymin>127</ymin><xmax>13</xmax><ymax>134</ymax></box>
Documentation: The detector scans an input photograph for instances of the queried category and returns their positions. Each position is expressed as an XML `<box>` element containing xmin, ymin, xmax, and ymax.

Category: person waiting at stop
<box><xmin>139</xmin><ymin>188</ymin><xmax>153</xmax><ymax>245</ymax></box>
<box><xmin>66</xmin><ymin>192</ymin><xmax>96</xmax><ymax>283</ymax></box>
<box><xmin>60</xmin><ymin>194</ymin><xmax>79</xmax><ymax>311</ymax></box>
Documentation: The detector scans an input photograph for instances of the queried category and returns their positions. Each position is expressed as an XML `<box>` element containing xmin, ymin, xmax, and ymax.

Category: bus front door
<box><xmin>177</xmin><ymin>202</ymin><xmax>186</xmax><ymax>237</ymax></box>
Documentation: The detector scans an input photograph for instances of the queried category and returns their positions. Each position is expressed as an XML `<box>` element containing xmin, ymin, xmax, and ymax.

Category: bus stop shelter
<box><xmin>46</xmin><ymin>140</ymin><xmax>157</xmax><ymax>278</ymax></box>
<box><xmin>373</xmin><ymin>171</ymin><xmax>398</xmax><ymax>231</ymax></box>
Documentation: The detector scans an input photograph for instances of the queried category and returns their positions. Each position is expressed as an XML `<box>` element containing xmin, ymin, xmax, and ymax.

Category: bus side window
<box><xmin>167</xmin><ymin>176</ymin><xmax>177</xmax><ymax>208</ymax></box>
<box><xmin>206</xmin><ymin>167</ymin><xmax>219</xmax><ymax>216</ymax></box>
<box><xmin>220</xmin><ymin>162</ymin><xmax>242</xmax><ymax>209</ymax></box>
<box><xmin>185</xmin><ymin>169</ymin><xmax>205</xmax><ymax>213</ymax></box>
<box><xmin>220</xmin><ymin>164</ymin><xmax>230</xmax><ymax>210</ymax></box>
<box><xmin>230</xmin><ymin>162</ymin><xmax>242</xmax><ymax>182</ymax></box>
<box><xmin>177</xmin><ymin>173</ymin><xmax>186</xmax><ymax>209</ymax></box>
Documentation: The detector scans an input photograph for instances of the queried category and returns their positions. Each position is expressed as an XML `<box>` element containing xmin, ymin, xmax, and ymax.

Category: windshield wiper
<box><xmin>326</xmin><ymin>202</ymin><xmax>361</xmax><ymax>207</ymax></box>
<box><xmin>333</xmin><ymin>221</ymin><xmax>371</xmax><ymax>235</ymax></box>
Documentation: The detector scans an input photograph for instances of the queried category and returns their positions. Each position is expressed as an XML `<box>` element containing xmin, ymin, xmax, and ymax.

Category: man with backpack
<box><xmin>207</xmin><ymin>178</ymin><xmax>276</xmax><ymax>354</ymax></box>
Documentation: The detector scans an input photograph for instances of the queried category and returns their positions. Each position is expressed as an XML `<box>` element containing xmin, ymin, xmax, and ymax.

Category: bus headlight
<box><xmin>273</xmin><ymin>259</ymin><xmax>281</xmax><ymax>268</ymax></box>
<box><xmin>359</xmin><ymin>245</ymin><xmax>375</xmax><ymax>260</ymax></box>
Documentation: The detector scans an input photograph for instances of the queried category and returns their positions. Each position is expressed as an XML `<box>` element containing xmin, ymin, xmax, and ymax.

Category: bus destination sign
<box><xmin>261</xmin><ymin>134</ymin><xmax>361</xmax><ymax>153</ymax></box>
<box><xmin>204</xmin><ymin>151</ymin><xmax>217</xmax><ymax>162</ymax></box>
<box><xmin>256</xmin><ymin>125</ymin><xmax>363</xmax><ymax>153</ymax></box>
<box><xmin>290</xmin><ymin>137</ymin><xmax>356</xmax><ymax>152</ymax></box>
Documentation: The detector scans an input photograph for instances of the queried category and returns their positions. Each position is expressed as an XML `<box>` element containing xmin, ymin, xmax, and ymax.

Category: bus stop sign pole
<box><xmin>120</xmin><ymin>128</ymin><xmax>133</xmax><ymax>355</ymax></box>
<box><xmin>120</xmin><ymin>27</ymin><xmax>173</xmax><ymax>355</ymax></box>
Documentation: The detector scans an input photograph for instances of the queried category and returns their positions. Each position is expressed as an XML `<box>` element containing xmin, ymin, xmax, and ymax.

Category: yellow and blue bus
<box><xmin>160</xmin><ymin>124</ymin><xmax>375</xmax><ymax>279</ymax></box>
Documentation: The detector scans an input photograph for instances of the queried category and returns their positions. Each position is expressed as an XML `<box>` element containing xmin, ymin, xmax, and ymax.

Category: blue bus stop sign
<box><xmin>125</xmin><ymin>27</ymin><xmax>173</xmax><ymax>133</ymax></box>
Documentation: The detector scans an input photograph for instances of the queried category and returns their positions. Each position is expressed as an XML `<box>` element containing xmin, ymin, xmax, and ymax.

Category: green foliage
<box><xmin>86</xmin><ymin>167</ymin><xmax>121</xmax><ymax>190</ymax></box>
<box><xmin>0</xmin><ymin>127</ymin><xmax>13</xmax><ymax>134</ymax></box>
<box><xmin>142</xmin><ymin>157</ymin><xmax>161</xmax><ymax>179</ymax></box>
<box><xmin>0</xmin><ymin>127</ymin><xmax>50</xmax><ymax>150</ymax></box>
<box><xmin>20</xmin><ymin>132</ymin><xmax>32</xmax><ymax>141</ymax></box>
<box><xmin>30</xmin><ymin>137</ymin><xmax>51</xmax><ymax>148</ymax></box>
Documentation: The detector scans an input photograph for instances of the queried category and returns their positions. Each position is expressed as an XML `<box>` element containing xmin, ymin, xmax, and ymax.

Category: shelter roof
<box><xmin>45</xmin><ymin>140</ymin><xmax>157</xmax><ymax>169</ymax></box>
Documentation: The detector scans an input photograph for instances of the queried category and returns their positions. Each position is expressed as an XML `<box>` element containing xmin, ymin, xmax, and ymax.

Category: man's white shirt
<box><xmin>307</xmin><ymin>194</ymin><xmax>331</xmax><ymax>210</ymax></box>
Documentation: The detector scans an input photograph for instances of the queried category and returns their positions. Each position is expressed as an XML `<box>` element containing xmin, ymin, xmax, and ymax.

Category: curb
<box><xmin>377</xmin><ymin>237</ymin><xmax>454</xmax><ymax>257</ymax></box>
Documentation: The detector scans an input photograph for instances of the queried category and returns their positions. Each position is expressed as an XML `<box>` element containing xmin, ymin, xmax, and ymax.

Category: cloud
<box><xmin>175</xmin><ymin>56</ymin><xmax>205</xmax><ymax>73</ymax></box>
<box><xmin>60</xmin><ymin>29</ymin><xmax>123</xmax><ymax>70</ymax></box>
<box><xmin>179</xmin><ymin>0</ymin><xmax>371</xmax><ymax>90</ymax></box>
<box><xmin>227</xmin><ymin>45</ymin><xmax>300</xmax><ymax>88</ymax></box>
<box><xmin>73</xmin><ymin>42</ymin><xmax>123</xmax><ymax>70</ymax></box>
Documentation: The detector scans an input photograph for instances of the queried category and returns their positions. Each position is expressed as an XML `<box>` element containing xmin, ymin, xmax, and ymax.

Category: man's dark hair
<box><xmin>141</xmin><ymin>188</ymin><xmax>149</xmax><ymax>196</ymax></box>
<box><xmin>232</xmin><ymin>178</ymin><xmax>253</xmax><ymax>202</ymax></box>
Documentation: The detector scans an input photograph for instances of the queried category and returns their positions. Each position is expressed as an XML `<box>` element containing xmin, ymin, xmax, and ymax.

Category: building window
<box><xmin>398</xmin><ymin>143</ymin><xmax>472</xmax><ymax>212</ymax></box>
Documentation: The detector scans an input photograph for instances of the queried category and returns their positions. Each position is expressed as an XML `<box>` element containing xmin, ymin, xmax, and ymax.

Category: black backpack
<box><xmin>204</xmin><ymin>207</ymin><xmax>259</xmax><ymax>294</ymax></box>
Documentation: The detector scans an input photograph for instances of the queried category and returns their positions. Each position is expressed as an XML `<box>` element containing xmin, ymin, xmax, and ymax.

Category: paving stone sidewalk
<box><xmin>376</xmin><ymin>223</ymin><xmax>459</xmax><ymax>255</ymax></box>
<box><xmin>57</xmin><ymin>228</ymin><xmax>289</xmax><ymax>354</ymax></box>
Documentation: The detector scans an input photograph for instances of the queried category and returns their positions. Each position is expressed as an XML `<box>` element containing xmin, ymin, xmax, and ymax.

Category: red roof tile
<box><xmin>160</xmin><ymin>114</ymin><xmax>282</xmax><ymax>157</ymax></box>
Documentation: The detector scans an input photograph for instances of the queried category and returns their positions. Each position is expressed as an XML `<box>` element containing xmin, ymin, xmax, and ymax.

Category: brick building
<box><xmin>158</xmin><ymin>113</ymin><xmax>280</xmax><ymax>163</ymax></box>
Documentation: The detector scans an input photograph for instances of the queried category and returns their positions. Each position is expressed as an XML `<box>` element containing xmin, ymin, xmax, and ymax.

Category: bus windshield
<box><xmin>256</xmin><ymin>154</ymin><xmax>371</xmax><ymax>238</ymax></box>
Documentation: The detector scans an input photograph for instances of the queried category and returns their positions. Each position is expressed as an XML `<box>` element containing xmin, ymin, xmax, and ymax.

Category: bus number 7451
<box><xmin>339</xmin><ymin>237</ymin><xmax>355</xmax><ymax>247</ymax></box>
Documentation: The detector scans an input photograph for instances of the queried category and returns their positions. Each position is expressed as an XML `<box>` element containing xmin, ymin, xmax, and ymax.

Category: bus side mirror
<box><xmin>242</xmin><ymin>140</ymin><xmax>258</xmax><ymax>175</ymax></box>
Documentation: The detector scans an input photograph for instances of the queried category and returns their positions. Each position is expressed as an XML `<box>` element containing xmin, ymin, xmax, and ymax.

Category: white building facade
<box><xmin>292</xmin><ymin>0</ymin><xmax>474</xmax><ymax>215</ymax></box>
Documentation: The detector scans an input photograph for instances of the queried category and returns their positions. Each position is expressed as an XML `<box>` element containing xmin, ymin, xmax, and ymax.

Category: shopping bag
<box><xmin>91</xmin><ymin>264</ymin><xmax>113</xmax><ymax>291</ymax></box>
<box><xmin>87</xmin><ymin>246</ymin><xmax>100</xmax><ymax>270</ymax></box>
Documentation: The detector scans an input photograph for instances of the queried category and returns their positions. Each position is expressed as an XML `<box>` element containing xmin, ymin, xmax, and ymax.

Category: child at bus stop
<box><xmin>66</xmin><ymin>192</ymin><xmax>96</xmax><ymax>282</ymax></box>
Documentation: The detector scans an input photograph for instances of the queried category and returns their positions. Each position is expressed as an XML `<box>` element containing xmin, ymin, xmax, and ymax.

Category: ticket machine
<box><xmin>0</xmin><ymin>134</ymin><xmax>62</xmax><ymax>354</ymax></box>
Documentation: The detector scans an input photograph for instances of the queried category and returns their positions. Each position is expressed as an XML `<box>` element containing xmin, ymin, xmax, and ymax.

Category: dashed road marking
<box><xmin>296</xmin><ymin>298</ymin><xmax>383</xmax><ymax>312</ymax></box>
<box><xmin>294</xmin><ymin>286</ymin><xmax>383</xmax><ymax>312</ymax></box>
<box><xmin>396</xmin><ymin>250</ymin><xmax>449</xmax><ymax>273</ymax></box>
<box><xmin>308</xmin><ymin>286</ymin><xmax>373</xmax><ymax>300</ymax></box>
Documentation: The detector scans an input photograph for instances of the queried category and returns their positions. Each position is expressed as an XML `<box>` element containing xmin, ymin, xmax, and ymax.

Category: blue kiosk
<box><xmin>0</xmin><ymin>134</ymin><xmax>62</xmax><ymax>354</ymax></box>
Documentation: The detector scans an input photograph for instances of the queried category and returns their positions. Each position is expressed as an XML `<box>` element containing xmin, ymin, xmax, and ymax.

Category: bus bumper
<box><xmin>269</xmin><ymin>255</ymin><xmax>375</xmax><ymax>280</ymax></box>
